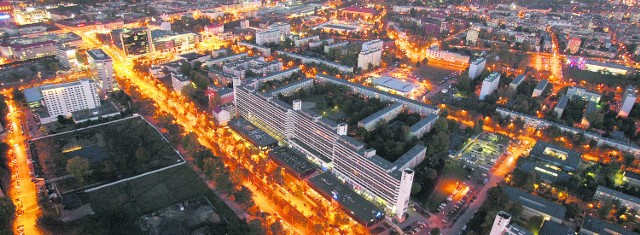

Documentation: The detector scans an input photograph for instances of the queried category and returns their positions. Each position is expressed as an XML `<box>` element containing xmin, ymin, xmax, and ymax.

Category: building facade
<box><xmin>86</xmin><ymin>49</ymin><xmax>114</xmax><ymax>93</ymax></box>
<box><xmin>120</xmin><ymin>28</ymin><xmax>151</xmax><ymax>57</ymax></box>
<box><xmin>40</xmin><ymin>79</ymin><xmax>101</xmax><ymax>117</ymax></box>
<box><xmin>619</xmin><ymin>86</ymin><xmax>636</xmax><ymax>118</ymax></box>
<box><xmin>479</xmin><ymin>72</ymin><xmax>501</xmax><ymax>100</ymax></box>
<box><xmin>256</xmin><ymin>29</ymin><xmax>281</xmax><ymax>46</ymax></box>
<box><xmin>469</xmin><ymin>57</ymin><xmax>487</xmax><ymax>80</ymax></box>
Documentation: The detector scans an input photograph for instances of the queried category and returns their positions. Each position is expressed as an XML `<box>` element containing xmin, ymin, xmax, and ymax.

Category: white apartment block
<box><xmin>171</xmin><ymin>73</ymin><xmax>191</xmax><ymax>92</ymax></box>
<box><xmin>426</xmin><ymin>46</ymin><xmax>470</xmax><ymax>64</ymax></box>
<box><xmin>269</xmin><ymin>22</ymin><xmax>291</xmax><ymax>37</ymax></box>
<box><xmin>468</xmin><ymin>57</ymin><xmax>486</xmax><ymax>79</ymax></box>
<box><xmin>40</xmin><ymin>79</ymin><xmax>101</xmax><ymax>117</ymax></box>
<box><xmin>566</xmin><ymin>86</ymin><xmax>601</xmax><ymax>103</ymax></box>
<box><xmin>479</xmin><ymin>72</ymin><xmax>501</xmax><ymax>100</ymax></box>
<box><xmin>256</xmin><ymin>29</ymin><xmax>281</xmax><ymax>46</ymax></box>
<box><xmin>362</xmin><ymin>39</ymin><xmax>383</xmax><ymax>51</ymax></box>
<box><xmin>86</xmin><ymin>49</ymin><xmax>114</xmax><ymax>93</ymax></box>
<box><xmin>358</xmin><ymin>48</ymin><xmax>382</xmax><ymax>70</ymax></box>
<box><xmin>619</xmin><ymin>86</ymin><xmax>637</xmax><ymax>118</ymax></box>
<box><xmin>466</xmin><ymin>29</ymin><xmax>479</xmax><ymax>45</ymax></box>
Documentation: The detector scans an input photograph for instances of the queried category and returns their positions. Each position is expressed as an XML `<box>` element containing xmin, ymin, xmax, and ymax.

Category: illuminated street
<box><xmin>3</xmin><ymin>91</ymin><xmax>42</xmax><ymax>235</ymax></box>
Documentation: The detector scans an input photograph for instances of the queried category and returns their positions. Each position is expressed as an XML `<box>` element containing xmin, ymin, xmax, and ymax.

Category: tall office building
<box><xmin>86</xmin><ymin>49</ymin><xmax>114</xmax><ymax>93</ymax></box>
<box><xmin>468</xmin><ymin>57</ymin><xmax>486</xmax><ymax>79</ymax></box>
<box><xmin>619</xmin><ymin>86</ymin><xmax>637</xmax><ymax>118</ymax></box>
<box><xmin>120</xmin><ymin>28</ymin><xmax>151</xmax><ymax>57</ymax></box>
<box><xmin>40</xmin><ymin>79</ymin><xmax>101</xmax><ymax>117</ymax></box>
<box><xmin>479</xmin><ymin>72</ymin><xmax>501</xmax><ymax>100</ymax></box>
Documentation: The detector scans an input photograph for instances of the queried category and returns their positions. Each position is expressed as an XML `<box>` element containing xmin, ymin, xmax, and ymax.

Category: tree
<box><xmin>66</xmin><ymin>156</ymin><xmax>90</xmax><ymax>183</ymax></box>
<box><xmin>0</xmin><ymin>197</ymin><xmax>15</xmax><ymax>233</ymax></box>
<box><xmin>430</xmin><ymin>227</ymin><xmax>440</xmax><ymax>235</ymax></box>
<box><xmin>135</xmin><ymin>147</ymin><xmax>150</xmax><ymax>162</ymax></box>
<box><xmin>566</xmin><ymin>202</ymin><xmax>581</xmax><ymax>219</ymax></box>
<box><xmin>411</xmin><ymin>184</ymin><xmax>422</xmax><ymax>195</ymax></box>
<box><xmin>270</xmin><ymin>220</ymin><xmax>284</xmax><ymax>235</ymax></box>
<box><xmin>233</xmin><ymin>186</ymin><xmax>255</xmax><ymax>208</ymax></box>
<box><xmin>425</xmin><ymin>168</ymin><xmax>438</xmax><ymax>180</ymax></box>
<box><xmin>526</xmin><ymin>216</ymin><xmax>544</xmax><ymax>233</ymax></box>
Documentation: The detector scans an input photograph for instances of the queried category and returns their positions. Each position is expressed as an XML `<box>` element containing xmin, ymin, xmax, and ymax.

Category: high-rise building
<box><xmin>40</xmin><ymin>79</ymin><xmax>101</xmax><ymax>117</ymax></box>
<box><xmin>479</xmin><ymin>72</ymin><xmax>501</xmax><ymax>100</ymax></box>
<box><xmin>357</xmin><ymin>48</ymin><xmax>382</xmax><ymax>69</ymax></box>
<box><xmin>120</xmin><ymin>28</ymin><xmax>151</xmax><ymax>57</ymax></box>
<box><xmin>86</xmin><ymin>49</ymin><xmax>114</xmax><ymax>93</ymax></box>
<box><xmin>468</xmin><ymin>57</ymin><xmax>486</xmax><ymax>79</ymax></box>
<box><xmin>490</xmin><ymin>211</ymin><xmax>512</xmax><ymax>235</ymax></box>
<box><xmin>619</xmin><ymin>86</ymin><xmax>637</xmax><ymax>118</ymax></box>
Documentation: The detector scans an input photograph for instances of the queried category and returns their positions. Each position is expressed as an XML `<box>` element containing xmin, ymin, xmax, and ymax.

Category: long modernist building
<box><xmin>233</xmin><ymin>77</ymin><xmax>427</xmax><ymax>221</ymax></box>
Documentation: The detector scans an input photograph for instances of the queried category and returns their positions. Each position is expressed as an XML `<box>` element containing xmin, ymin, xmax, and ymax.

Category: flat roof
<box><xmin>393</xmin><ymin>144</ymin><xmax>426</xmax><ymax>168</ymax></box>
<box><xmin>86</xmin><ymin>49</ymin><xmax>111</xmax><ymax>61</ymax></box>
<box><xmin>540</xmin><ymin>220</ymin><xmax>575</xmax><ymax>235</ymax></box>
<box><xmin>308</xmin><ymin>172</ymin><xmax>384</xmax><ymax>224</ymax></box>
<box><xmin>580</xmin><ymin>216</ymin><xmax>638</xmax><ymax>235</ymax></box>
<box><xmin>484</xmin><ymin>72</ymin><xmax>500</xmax><ymax>82</ymax></box>
<box><xmin>359</xmin><ymin>102</ymin><xmax>403</xmax><ymax>126</ymax></box>
<box><xmin>517</xmin><ymin>158</ymin><xmax>570</xmax><ymax>183</ymax></box>
<box><xmin>269</xmin><ymin>147</ymin><xmax>316</xmax><ymax>177</ymax></box>
<box><xmin>503</xmin><ymin>186</ymin><xmax>566</xmax><ymax>220</ymax></box>
<box><xmin>409</xmin><ymin>113</ymin><xmax>439</xmax><ymax>133</ymax></box>
<box><xmin>624</xmin><ymin>171</ymin><xmax>640</xmax><ymax>181</ymax></box>
<box><xmin>511</xmin><ymin>74</ymin><xmax>525</xmax><ymax>85</ymax></box>
<box><xmin>595</xmin><ymin>185</ymin><xmax>640</xmax><ymax>206</ymax></box>
<box><xmin>40</xmin><ymin>79</ymin><xmax>94</xmax><ymax>91</ymax></box>
<box><xmin>556</xmin><ymin>95</ymin><xmax>569</xmax><ymax>110</ymax></box>
<box><xmin>529</xmin><ymin>141</ymin><xmax>581</xmax><ymax>171</ymax></box>
<box><xmin>585</xmin><ymin>60</ymin><xmax>632</xmax><ymax>71</ymax></box>
<box><xmin>372</xmin><ymin>77</ymin><xmax>417</xmax><ymax>93</ymax></box>
<box><xmin>228</xmin><ymin>118</ymin><xmax>278</xmax><ymax>147</ymax></box>
<box><xmin>535</xmin><ymin>79</ymin><xmax>549</xmax><ymax>91</ymax></box>
<box><xmin>178</xmin><ymin>52</ymin><xmax>206</xmax><ymax>61</ymax></box>
<box><xmin>23</xmin><ymin>87</ymin><xmax>43</xmax><ymax>103</ymax></box>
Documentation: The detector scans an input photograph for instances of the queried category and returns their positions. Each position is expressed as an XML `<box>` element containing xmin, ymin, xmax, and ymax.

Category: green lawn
<box><xmin>81</xmin><ymin>165</ymin><xmax>210</xmax><ymax>218</ymax></box>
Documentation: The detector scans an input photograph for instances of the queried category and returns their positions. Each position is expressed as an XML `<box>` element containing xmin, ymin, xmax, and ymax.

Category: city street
<box><xmin>3</xmin><ymin>91</ymin><xmax>42</xmax><ymax>235</ymax></box>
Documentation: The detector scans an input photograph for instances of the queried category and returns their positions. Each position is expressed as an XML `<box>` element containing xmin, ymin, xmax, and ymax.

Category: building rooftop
<box><xmin>228</xmin><ymin>118</ymin><xmax>279</xmax><ymax>147</ymax></box>
<box><xmin>308</xmin><ymin>172</ymin><xmax>384</xmax><ymax>224</ymax></box>
<box><xmin>624</xmin><ymin>171</ymin><xmax>640</xmax><ymax>181</ymax></box>
<box><xmin>503</xmin><ymin>186</ymin><xmax>567</xmax><ymax>220</ymax></box>
<box><xmin>535</xmin><ymin>79</ymin><xmax>549</xmax><ymax>91</ymax></box>
<box><xmin>529</xmin><ymin>141</ymin><xmax>581</xmax><ymax>171</ymax></box>
<box><xmin>556</xmin><ymin>95</ymin><xmax>569</xmax><ymax>110</ymax></box>
<box><xmin>580</xmin><ymin>216</ymin><xmax>638</xmax><ymax>235</ymax></box>
<box><xmin>471</xmin><ymin>57</ymin><xmax>486</xmax><ymax>65</ymax></box>
<box><xmin>393</xmin><ymin>144</ymin><xmax>427</xmax><ymax>168</ymax></box>
<box><xmin>508</xmin><ymin>224</ymin><xmax>534</xmax><ymax>235</ymax></box>
<box><xmin>511</xmin><ymin>74</ymin><xmax>525</xmax><ymax>86</ymax></box>
<box><xmin>359</xmin><ymin>103</ymin><xmax>402</xmax><ymax>126</ymax></box>
<box><xmin>269</xmin><ymin>147</ymin><xmax>316</xmax><ymax>178</ymax></box>
<box><xmin>40</xmin><ymin>79</ymin><xmax>94</xmax><ymax>91</ymax></box>
<box><xmin>595</xmin><ymin>185</ymin><xmax>640</xmax><ymax>206</ymax></box>
<box><xmin>23</xmin><ymin>87</ymin><xmax>43</xmax><ymax>103</ymax></box>
<box><xmin>540</xmin><ymin>220</ymin><xmax>575</xmax><ymax>235</ymax></box>
<box><xmin>342</xmin><ymin>6</ymin><xmax>376</xmax><ymax>15</ymax></box>
<box><xmin>86</xmin><ymin>49</ymin><xmax>111</xmax><ymax>61</ymax></box>
<box><xmin>372</xmin><ymin>77</ymin><xmax>417</xmax><ymax>93</ymax></box>
<box><xmin>409</xmin><ymin>113</ymin><xmax>439</xmax><ymax>133</ymax></box>
<box><xmin>178</xmin><ymin>52</ymin><xmax>207</xmax><ymax>61</ymax></box>
<box><xmin>484</xmin><ymin>72</ymin><xmax>500</xmax><ymax>82</ymax></box>
<box><xmin>585</xmin><ymin>60</ymin><xmax>632</xmax><ymax>72</ymax></box>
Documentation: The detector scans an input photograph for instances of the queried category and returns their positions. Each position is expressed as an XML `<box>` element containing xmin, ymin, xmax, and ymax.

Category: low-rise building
<box><xmin>579</xmin><ymin>216</ymin><xmax>638</xmax><ymax>235</ymax></box>
<box><xmin>212</xmin><ymin>106</ymin><xmax>230</xmax><ymax>126</ymax></box>
<box><xmin>357</xmin><ymin>103</ymin><xmax>403</xmax><ymax>131</ymax></box>
<box><xmin>171</xmin><ymin>73</ymin><xmax>191</xmax><ymax>92</ymax></box>
<box><xmin>567</xmin><ymin>86</ymin><xmax>601</xmax><ymax>103</ymax></box>
<box><xmin>554</xmin><ymin>95</ymin><xmax>569</xmax><ymax>118</ymax></box>
<box><xmin>532</xmin><ymin>79</ymin><xmax>549</xmax><ymax>97</ymax></box>
<box><xmin>510</xmin><ymin>74</ymin><xmax>525</xmax><ymax>90</ymax></box>
<box><xmin>256</xmin><ymin>29</ymin><xmax>281</xmax><ymax>46</ymax></box>
<box><xmin>593</xmin><ymin>186</ymin><xmax>640</xmax><ymax>211</ymax></box>
<box><xmin>371</xmin><ymin>77</ymin><xmax>417</xmax><ymax>96</ymax></box>
<box><xmin>623</xmin><ymin>171</ymin><xmax>640</xmax><ymax>188</ymax></box>
<box><xmin>503</xmin><ymin>186</ymin><xmax>566</xmax><ymax>223</ymax></box>
<box><xmin>409</xmin><ymin>114</ymin><xmax>439</xmax><ymax>139</ymax></box>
